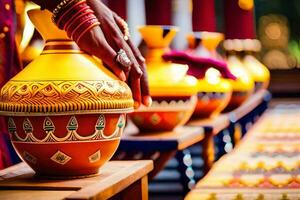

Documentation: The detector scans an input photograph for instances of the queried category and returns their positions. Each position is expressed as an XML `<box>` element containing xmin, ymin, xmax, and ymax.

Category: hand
<box><xmin>75</xmin><ymin>0</ymin><xmax>151</xmax><ymax>108</ymax></box>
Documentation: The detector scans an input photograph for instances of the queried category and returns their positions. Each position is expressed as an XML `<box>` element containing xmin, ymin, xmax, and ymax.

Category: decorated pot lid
<box><xmin>0</xmin><ymin>9</ymin><xmax>133</xmax><ymax>116</ymax></box>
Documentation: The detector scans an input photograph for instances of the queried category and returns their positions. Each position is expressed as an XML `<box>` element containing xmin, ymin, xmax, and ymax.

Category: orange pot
<box><xmin>186</xmin><ymin>32</ymin><xmax>233</xmax><ymax>118</ymax></box>
<box><xmin>0</xmin><ymin>10</ymin><xmax>133</xmax><ymax>177</ymax></box>
<box><xmin>130</xmin><ymin>26</ymin><xmax>198</xmax><ymax>132</ymax></box>
<box><xmin>242</xmin><ymin>39</ymin><xmax>270</xmax><ymax>91</ymax></box>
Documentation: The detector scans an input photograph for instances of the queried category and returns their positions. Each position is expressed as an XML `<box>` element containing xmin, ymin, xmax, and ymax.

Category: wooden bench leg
<box><xmin>176</xmin><ymin>150</ymin><xmax>195</xmax><ymax>194</ymax></box>
<box><xmin>149</xmin><ymin>150</ymin><xmax>177</xmax><ymax>179</ymax></box>
<box><xmin>202</xmin><ymin>131</ymin><xmax>215</xmax><ymax>175</ymax></box>
<box><xmin>111</xmin><ymin>176</ymin><xmax>149</xmax><ymax>200</ymax></box>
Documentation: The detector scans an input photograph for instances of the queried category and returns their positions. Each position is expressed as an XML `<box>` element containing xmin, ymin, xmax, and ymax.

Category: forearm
<box><xmin>30</xmin><ymin>0</ymin><xmax>61</xmax><ymax>11</ymax></box>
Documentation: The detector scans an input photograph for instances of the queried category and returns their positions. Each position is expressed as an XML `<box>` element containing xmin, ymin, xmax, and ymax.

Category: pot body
<box><xmin>131</xmin><ymin>96</ymin><xmax>197</xmax><ymax>132</ymax></box>
<box><xmin>0</xmin><ymin>9</ymin><xmax>133</xmax><ymax>177</ymax></box>
<box><xmin>185</xmin><ymin>32</ymin><xmax>234</xmax><ymax>118</ymax></box>
<box><xmin>193</xmin><ymin>73</ymin><xmax>232</xmax><ymax>118</ymax></box>
<box><xmin>130</xmin><ymin>26</ymin><xmax>198</xmax><ymax>132</ymax></box>
<box><xmin>223</xmin><ymin>55</ymin><xmax>254</xmax><ymax>112</ymax></box>
<box><xmin>243</xmin><ymin>54</ymin><xmax>270</xmax><ymax>91</ymax></box>
<box><xmin>8</xmin><ymin>114</ymin><xmax>125</xmax><ymax>177</ymax></box>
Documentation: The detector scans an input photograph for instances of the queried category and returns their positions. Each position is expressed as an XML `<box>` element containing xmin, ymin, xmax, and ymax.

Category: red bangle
<box><xmin>65</xmin><ymin>10</ymin><xmax>94</xmax><ymax>34</ymax></box>
<box><xmin>72</xmin><ymin>17</ymin><xmax>99</xmax><ymax>40</ymax></box>
<box><xmin>56</xmin><ymin>1</ymin><xmax>86</xmax><ymax>28</ymax></box>
<box><xmin>61</xmin><ymin>4</ymin><xmax>91</xmax><ymax>30</ymax></box>
<box><xmin>75</xmin><ymin>21</ymin><xmax>100</xmax><ymax>44</ymax></box>
<box><xmin>69</xmin><ymin>15</ymin><xmax>97</xmax><ymax>39</ymax></box>
<box><xmin>67</xmin><ymin>15</ymin><xmax>96</xmax><ymax>38</ymax></box>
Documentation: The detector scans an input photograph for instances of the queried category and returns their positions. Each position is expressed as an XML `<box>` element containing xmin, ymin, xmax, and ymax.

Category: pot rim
<box><xmin>0</xmin><ymin>107</ymin><xmax>133</xmax><ymax>116</ymax></box>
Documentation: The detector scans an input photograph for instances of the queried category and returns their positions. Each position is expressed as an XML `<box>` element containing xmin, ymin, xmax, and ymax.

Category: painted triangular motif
<box><xmin>8</xmin><ymin>117</ymin><xmax>16</xmax><ymax>133</ymax></box>
<box><xmin>95</xmin><ymin>114</ymin><xmax>105</xmax><ymax>131</ymax></box>
<box><xmin>23</xmin><ymin>118</ymin><xmax>33</xmax><ymax>133</ymax></box>
<box><xmin>43</xmin><ymin>117</ymin><xmax>55</xmax><ymax>132</ymax></box>
<box><xmin>67</xmin><ymin>116</ymin><xmax>78</xmax><ymax>131</ymax></box>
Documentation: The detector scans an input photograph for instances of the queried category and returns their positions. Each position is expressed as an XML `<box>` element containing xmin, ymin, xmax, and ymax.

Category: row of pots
<box><xmin>131</xmin><ymin>26</ymin><xmax>270</xmax><ymax>132</ymax></box>
<box><xmin>0</xmin><ymin>10</ymin><xmax>269</xmax><ymax>177</ymax></box>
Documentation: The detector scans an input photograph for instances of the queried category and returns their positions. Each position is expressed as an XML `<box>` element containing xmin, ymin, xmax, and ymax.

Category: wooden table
<box><xmin>114</xmin><ymin>124</ymin><xmax>204</xmax><ymax>193</ymax></box>
<box><xmin>187</xmin><ymin>114</ymin><xmax>229</xmax><ymax>174</ymax></box>
<box><xmin>0</xmin><ymin>160</ymin><xmax>153</xmax><ymax>200</ymax></box>
<box><xmin>114</xmin><ymin>90</ymin><xmax>270</xmax><ymax>195</ymax></box>
<box><xmin>187</xmin><ymin>89</ymin><xmax>271</xmax><ymax>173</ymax></box>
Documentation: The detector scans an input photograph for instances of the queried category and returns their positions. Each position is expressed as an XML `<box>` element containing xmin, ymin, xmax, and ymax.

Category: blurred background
<box><xmin>17</xmin><ymin>0</ymin><xmax>300</xmax><ymax>96</ymax></box>
<box><xmin>104</xmin><ymin>0</ymin><xmax>300</xmax><ymax>97</ymax></box>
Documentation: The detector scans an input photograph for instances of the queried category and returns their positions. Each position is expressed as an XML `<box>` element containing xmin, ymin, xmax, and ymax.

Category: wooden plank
<box><xmin>0</xmin><ymin>190</ymin><xmax>74</xmax><ymax>200</ymax></box>
<box><xmin>0</xmin><ymin>160</ymin><xmax>153</xmax><ymax>200</ymax></box>
<box><xmin>115</xmin><ymin>176</ymin><xmax>149</xmax><ymax>200</ymax></box>
<box><xmin>120</xmin><ymin>122</ymin><xmax>204</xmax><ymax>151</ymax></box>
<box><xmin>201</xmin><ymin>131</ymin><xmax>215</xmax><ymax>174</ymax></box>
<box><xmin>65</xmin><ymin>161</ymin><xmax>153</xmax><ymax>200</ymax></box>
<box><xmin>188</xmin><ymin>114</ymin><xmax>230</xmax><ymax>135</ymax></box>
<box><xmin>228</xmin><ymin>89</ymin><xmax>271</xmax><ymax>123</ymax></box>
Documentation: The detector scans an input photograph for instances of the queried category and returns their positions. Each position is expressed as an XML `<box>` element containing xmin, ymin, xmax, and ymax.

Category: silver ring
<box><xmin>116</xmin><ymin>49</ymin><xmax>131</xmax><ymax>68</ymax></box>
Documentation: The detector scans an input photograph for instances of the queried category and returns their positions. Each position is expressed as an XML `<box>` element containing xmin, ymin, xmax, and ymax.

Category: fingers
<box><xmin>128</xmin><ymin>40</ymin><xmax>151</xmax><ymax>106</ymax></box>
<box><xmin>84</xmin><ymin>0</ymin><xmax>148</xmax><ymax>107</ymax></box>
<box><xmin>108</xmin><ymin>22</ymin><xmax>143</xmax><ymax>77</ymax></box>
<box><xmin>128</xmin><ymin>72</ymin><xmax>142</xmax><ymax>109</ymax></box>
<box><xmin>102</xmin><ymin>17</ymin><xmax>145</xmax><ymax>106</ymax></box>
<box><xmin>76</xmin><ymin>26</ymin><xmax>126</xmax><ymax>81</ymax></box>
<box><xmin>114</xmin><ymin>14</ymin><xmax>151</xmax><ymax>106</ymax></box>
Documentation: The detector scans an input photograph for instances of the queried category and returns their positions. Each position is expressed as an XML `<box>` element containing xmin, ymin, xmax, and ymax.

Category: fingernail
<box><xmin>139</xmin><ymin>56</ymin><xmax>146</xmax><ymax>62</ymax></box>
<box><xmin>119</xmin><ymin>71</ymin><xmax>126</xmax><ymax>81</ymax></box>
<box><xmin>137</xmin><ymin>67</ymin><xmax>143</xmax><ymax>76</ymax></box>
<box><xmin>143</xmin><ymin>96</ymin><xmax>152</xmax><ymax>107</ymax></box>
<box><xmin>134</xmin><ymin>101</ymin><xmax>140</xmax><ymax>109</ymax></box>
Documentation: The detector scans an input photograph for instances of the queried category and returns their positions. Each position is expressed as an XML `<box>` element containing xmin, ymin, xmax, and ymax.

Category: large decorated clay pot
<box><xmin>130</xmin><ymin>26</ymin><xmax>198</xmax><ymax>132</ymax></box>
<box><xmin>242</xmin><ymin>39</ymin><xmax>270</xmax><ymax>91</ymax></box>
<box><xmin>222</xmin><ymin>40</ymin><xmax>255</xmax><ymax>112</ymax></box>
<box><xmin>0</xmin><ymin>9</ymin><xmax>133</xmax><ymax>177</ymax></box>
<box><xmin>186</xmin><ymin>32</ymin><xmax>233</xmax><ymax>118</ymax></box>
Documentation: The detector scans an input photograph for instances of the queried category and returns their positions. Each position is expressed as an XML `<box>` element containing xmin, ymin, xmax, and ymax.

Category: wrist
<box><xmin>31</xmin><ymin>0</ymin><xmax>61</xmax><ymax>11</ymax></box>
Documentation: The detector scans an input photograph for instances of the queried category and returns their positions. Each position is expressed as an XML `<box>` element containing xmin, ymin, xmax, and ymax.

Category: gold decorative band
<box><xmin>0</xmin><ymin>80</ymin><xmax>133</xmax><ymax>115</ymax></box>
<box><xmin>9</xmin><ymin>114</ymin><xmax>125</xmax><ymax>143</ymax></box>
<box><xmin>135</xmin><ymin>95</ymin><xmax>197</xmax><ymax>112</ymax></box>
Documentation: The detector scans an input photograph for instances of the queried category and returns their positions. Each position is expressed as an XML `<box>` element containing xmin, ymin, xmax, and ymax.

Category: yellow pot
<box><xmin>194</xmin><ymin>69</ymin><xmax>232</xmax><ymax>118</ymax></box>
<box><xmin>186</xmin><ymin>32</ymin><xmax>233</xmax><ymax>118</ymax></box>
<box><xmin>243</xmin><ymin>54</ymin><xmax>270</xmax><ymax>91</ymax></box>
<box><xmin>130</xmin><ymin>26</ymin><xmax>198</xmax><ymax>132</ymax></box>
<box><xmin>0</xmin><ymin>9</ymin><xmax>133</xmax><ymax>177</ymax></box>
<box><xmin>223</xmin><ymin>55</ymin><xmax>254</xmax><ymax>112</ymax></box>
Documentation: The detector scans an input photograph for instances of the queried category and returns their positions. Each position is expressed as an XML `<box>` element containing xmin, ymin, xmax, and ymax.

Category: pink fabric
<box><xmin>163</xmin><ymin>51</ymin><xmax>236</xmax><ymax>79</ymax></box>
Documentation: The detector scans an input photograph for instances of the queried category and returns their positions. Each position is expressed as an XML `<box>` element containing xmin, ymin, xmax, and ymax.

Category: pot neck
<box><xmin>146</xmin><ymin>47</ymin><xmax>170</xmax><ymax>63</ymax></box>
<box><xmin>41</xmin><ymin>39</ymin><xmax>84</xmax><ymax>55</ymax></box>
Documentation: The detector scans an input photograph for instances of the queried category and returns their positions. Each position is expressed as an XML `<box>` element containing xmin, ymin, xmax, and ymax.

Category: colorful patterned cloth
<box><xmin>0</xmin><ymin>0</ymin><xmax>23</xmax><ymax>168</ymax></box>
<box><xmin>186</xmin><ymin>104</ymin><xmax>300</xmax><ymax>200</ymax></box>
